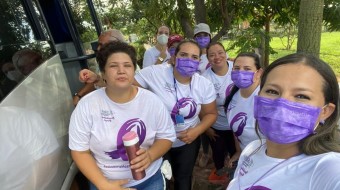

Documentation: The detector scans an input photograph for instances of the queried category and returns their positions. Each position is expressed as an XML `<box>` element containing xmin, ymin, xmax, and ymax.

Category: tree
<box><xmin>233</xmin><ymin>0</ymin><xmax>299</xmax><ymax>67</ymax></box>
<box><xmin>176</xmin><ymin>0</ymin><xmax>194</xmax><ymax>37</ymax></box>
<box><xmin>323</xmin><ymin>0</ymin><xmax>340</xmax><ymax>31</ymax></box>
<box><xmin>297</xmin><ymin>0</ymin><xmax>324</xmax><ymax>57</ymax></box>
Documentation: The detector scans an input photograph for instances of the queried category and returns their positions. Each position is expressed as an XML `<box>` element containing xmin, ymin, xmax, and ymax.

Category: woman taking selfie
<box><xmin>227</xmin><ymin>53</ymin><xmax>340</xmax><ymax>190</ymax></box>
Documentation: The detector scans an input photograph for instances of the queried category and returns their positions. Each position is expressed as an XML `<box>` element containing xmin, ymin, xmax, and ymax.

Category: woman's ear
<box><xmin>319</xmin><ymin>103</ymin><xmax>335</xmax><ymax>122</ymax></box>
<box><xmin>254</xmin><ymin>68</ymin><xmax>264</xmax><ymax>82</ymax></box>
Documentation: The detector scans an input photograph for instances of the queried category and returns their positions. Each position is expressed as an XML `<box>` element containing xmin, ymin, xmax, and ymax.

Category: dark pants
<box><xmin>208</xmin><ymin>129</ymin><xmax>236</xmax><ymax>170</ymax></box>
<box><xmin>164</xmin><ymin>137</ymin><xmax>201</xmax><ymax>190</ymax></box>
<box><xmin>200</xmin><ymin>133</ymin><xmax>210</xmax><ymax>154</ymax></box>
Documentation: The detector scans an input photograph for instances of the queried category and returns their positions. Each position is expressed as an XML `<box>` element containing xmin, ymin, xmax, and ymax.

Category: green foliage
<box><xmin>323</xmin><ymin>0</ymin><xmax>340</xmax><ymax>31</ymax></box>
<box><xmin>273</xmin><ymin>24</ymin><xmax>298</xmax><ymax>50</ymax></box>
<box><xmin>225</xmin><ymin>27</ymin><xmax>276</xmax><ymax>55</ymax></box>
<box><xmin>69</xmin><ymin>0</ymin><xmax>98</xmax><ymax>42</ymax></box>
<box><xmin>223</xmin><ymin>31</ymin><xmax>340</xmax><ymax>75</ymax></box>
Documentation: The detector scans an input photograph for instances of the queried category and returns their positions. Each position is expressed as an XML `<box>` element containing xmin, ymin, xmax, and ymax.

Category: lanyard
<box><xmin>237</xmin><ymin>144</ymin><xmax>302</xmax><ymax>190</ymax></box>
<box><xmin>173</xmin><ymin>77</ymin><xmax>192</xmax><ymax>114</ymax></box>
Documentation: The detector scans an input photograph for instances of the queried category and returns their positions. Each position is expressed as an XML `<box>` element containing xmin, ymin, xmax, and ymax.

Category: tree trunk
<box><xmin>177</xmin><ymin>0</ymin><xmax>194</xmax><ymax>37</ymax></box>
<box><xmin>263</xmin><ymin>19</ymin><xmax>270</xmax><ymax>68</ymax></box>
<box><xmin>211</xmin><ymin>0</ymin><xmax>232</xmax><ymax>42</ymax></box>
<box><xmin>193</xmin><ymin>0</ymin><xmax>207</xmax><ymax>24</ymax></box>
<box><xmin>297</xmin><ymin>0</ymin><xmax>324</xmax><ymax>57</ymax></box>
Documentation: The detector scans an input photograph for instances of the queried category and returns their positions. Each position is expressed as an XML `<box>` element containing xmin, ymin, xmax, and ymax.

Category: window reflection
<box><xmin>0</xmin><ymin>0</ymin><xmax>54</xmax><ymax>102</ymax></box>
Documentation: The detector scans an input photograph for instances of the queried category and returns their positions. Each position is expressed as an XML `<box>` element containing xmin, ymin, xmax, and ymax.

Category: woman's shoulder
<box><xmin>314</xmin><ymin>152</ymin><xmax>340</xmax><ymax>166</ymax></box>
<box><xmin>201</xmin><ymin>67</ymin><xmax>213</xmax><ymax>78</ymax></box>
<box><xmin>137</xmin><ymin>87</ymin><xmax>164</xmax><ymax>104</ymax></box>
<box><xmin>309</xmin><ymin>152</ymin><xmax>340</xmax><ymax>189</ymax></box>
<box><xmin>140</xmin><ymin>63</ymin><xmax>172</xmax><ymax>74</ymax></box>
<box><xmin>242</xmin><ymin>139</ymin><xmax>265</xmax><ymax>154</ymax></box>
<box><xmin>77</xmin><ymin>88</ymin><xmax>105</xmax><ymax>103</ymax></box>
<box><xmin>193</xmin><ymin>72</ymin><xmax>213</xmax><ymax>84</ymax></box>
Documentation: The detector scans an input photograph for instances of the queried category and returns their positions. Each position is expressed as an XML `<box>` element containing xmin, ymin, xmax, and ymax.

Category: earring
<box><xmin>319</xmin><ymin>120</ymin><xmax>325</xmax><ymax>125</ymax></box>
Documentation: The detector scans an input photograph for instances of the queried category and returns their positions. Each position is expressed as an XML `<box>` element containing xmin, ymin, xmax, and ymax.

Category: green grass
<box><xmin>223</xmin><ymin>32</ymin><xmax>340</xmax><ymax>76</ymax></box>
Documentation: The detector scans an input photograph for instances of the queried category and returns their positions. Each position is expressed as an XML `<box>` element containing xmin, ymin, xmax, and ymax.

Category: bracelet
<box><xmin>74</xmin><ymin>93</ymin><xmax>82</xmax><ymax>99</ymax></box>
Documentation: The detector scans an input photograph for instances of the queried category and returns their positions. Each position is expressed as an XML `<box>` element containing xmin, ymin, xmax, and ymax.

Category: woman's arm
<box><xmin>130</xmin><ymin>139</ymin><xmax>172</xmax><ymax>172</ymax></box>
<box><xmin>71</xmin><ymin>150</ymin><xmax>133</xmax><ymax>190</ymax></box>
<box><xmin>178</xmin><ymin>101</ymin><xmax>218</xmax><ymax>144</ymax></box>
<box><xmin>228</xmin><ymin>135</ymin><xmax>241</xmax><ymax>168</ymax></box>
<box><xmin>73</xmin><ymin>83</ymin><xmax>96</xmax><ymax>106</ymax></box>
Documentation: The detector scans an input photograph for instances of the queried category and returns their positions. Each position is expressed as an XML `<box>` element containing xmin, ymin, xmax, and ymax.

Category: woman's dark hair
<box><xmin>174</xmin><ymin>39</ymin><xmax>202</xmax><ymax>57</ymax></box>
<box><xmin>258</xmin><ymin>53</ymin><xmax>340</xmax><ymax>154</ymax></box>
<box><xmin>224</xmin><ymin>52</ymin><xmax>261</xmax><ymax>112</ymax></box>
<box><xmin>206</xmin><ymin>42</ymin><xmax>226</xmax><ymax>57</ymax></box>
<box><xmin>96</xmin><ymin>41</ymin><xmax>137</xmax><ymax>72</ymax></box>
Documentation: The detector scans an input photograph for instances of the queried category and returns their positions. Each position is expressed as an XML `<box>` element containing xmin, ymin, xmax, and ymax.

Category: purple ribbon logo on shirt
<box><xmin>105</xmin><ymin>118</ymin><xmax>146</xmax><ymax>161</ymax></box>
<box><xmin>225</xmin><ymin>83</ymin><xmax>234</xmax><ymax>97</ymax></box>
<box><xmin>230</xmin><ymin>112</ymin><xmax>247</xmax><ymax>141</ymax></box>
<box><xmin>171</xmin><ymin>97</ymin><xmax>197</xmax><ymax>124</ymax></box>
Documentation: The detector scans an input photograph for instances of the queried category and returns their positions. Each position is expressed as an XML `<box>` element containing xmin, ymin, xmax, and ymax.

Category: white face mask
<box><xmin>157</xmin><ymin>34</ymin><xmax>169</xmax><ymax>45</ymax></box>
<box><xmin>6</xmin><ymin>70</ymin><xmax>24</xmax><ymax>82</ymax></box>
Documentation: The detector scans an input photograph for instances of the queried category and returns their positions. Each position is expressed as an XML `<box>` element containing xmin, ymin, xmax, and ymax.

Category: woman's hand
<box><xmin>79</xmin><ymin>69</ymin><xmax>98</xmax><ymax>83</ymax></box>
<box><xmin>178</xmin><ymin>127</ymin><xmax>200</xmax><ymax>144</ymax></box>
<box><xmin>227</xmin><ymin>151</ymin><xmax>240</xmax><ymax>169</ymax></box>
<box><xmin>205</xmin><ymin>128</ymin><xmax>219</xmax><ymax>141</ymax></box>
<box><xmin>130</xmin><ymin>149</ymin><xmax>152</xmax><ymax>172</ymax></box>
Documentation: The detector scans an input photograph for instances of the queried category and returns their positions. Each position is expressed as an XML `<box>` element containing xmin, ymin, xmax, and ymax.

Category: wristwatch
<box><xmin>158</xmin><ymin>57</ymin><xmax>164</xmax><ymax>62</ymax></box>
<box><xmin>74</xmin><ymin>92</ymin><xmax>82</xmax><ymax>99</ymax></box>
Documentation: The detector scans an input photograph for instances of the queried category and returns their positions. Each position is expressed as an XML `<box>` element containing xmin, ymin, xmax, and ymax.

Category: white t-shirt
<box><xmin>227</xmin><ymin>86</ymin><xmax>262</xmax><ymax>150</ymax></box>
<box><xmin>227</xmin><ymin>140</ymin><xmax>340</xmax><ymax>190</ymax></box>
<box><xmin>142</xmin><ymin>46</ymin><xmax>170</xmax><ymax>68</ymax></box>
<box><xmin>198</xmin><ymin>54</ymin><xmax>210</xmax><ymax>74</ymax></box>
<box><xmin>135</xmin><ymin>64</ymin><xmax>216</xmax><ymax>147</ymax></box>
<box><xmin>69</xmin><ymin>87</ymin><xmax>176</xmax><ymax>187</ymax></box>
<box><xmin>202</xmin><ymin>61</ymin><xmax>234</xmax><ymax>130</ymax></box>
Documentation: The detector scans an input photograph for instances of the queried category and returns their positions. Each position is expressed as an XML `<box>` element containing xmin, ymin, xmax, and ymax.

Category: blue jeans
<box><xmin>89</xmin><ymin>169</ymin><xmax>164</xmax><ymax>190</ymax></box>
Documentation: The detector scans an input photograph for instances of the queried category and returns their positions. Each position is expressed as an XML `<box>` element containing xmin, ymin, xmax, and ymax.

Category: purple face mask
<box><xmin>231</xmin><ymin>70</ymin><xmax>255</xmax><ymax>88</ymax></box>
<box><xmin>169</xmin><ymin>47</ymin><xmax>176</xmax><ymax>56</ymax></box>
<box><xmin>195</xmin><ymin>36</ymin><xmax>210</xmax><ymax>48</ymax></box>
<box><xmin>254</xmin><ymin>96</ymin><xmax>321</xmax><ymax>144</ymax></box>
<box><xmin>175</xmin><ymin>57</ymin><xmax>199</xmax><ymax>77</ymax></box>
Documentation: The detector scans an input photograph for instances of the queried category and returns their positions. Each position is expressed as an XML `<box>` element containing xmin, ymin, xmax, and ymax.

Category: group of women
<box><xmin>68</xmin><ymin>24</ymin><xmax>340</xmax><ymax>190</ymax></box>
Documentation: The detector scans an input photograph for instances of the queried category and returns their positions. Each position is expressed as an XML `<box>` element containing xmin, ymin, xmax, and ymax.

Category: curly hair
<box><xmin>96</xmin><ymin>41</ymin><xmax>137</xmax><ymax>73</ymax></box>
